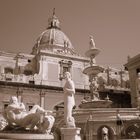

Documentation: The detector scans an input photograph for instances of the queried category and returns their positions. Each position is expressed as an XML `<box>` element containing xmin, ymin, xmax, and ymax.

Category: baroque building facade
<box><xmin>124</xmin><ymin>54</ymin><xmax>140</xmax><ymax>107</ymax></box>
<box><xmin>0</xmin><ymin>11</ymin><xmax>131</xmax><ymax>113</ymax></box>
<box><xmin>0</xmin><ymin>12</ymin><xmax>89</xmax><ymax>112</ymax></box>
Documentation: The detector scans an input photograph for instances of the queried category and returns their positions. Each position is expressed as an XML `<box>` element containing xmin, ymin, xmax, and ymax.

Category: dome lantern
<box><xmin>47</xmin><ymin>8</ymin><xmax>60</xmax><ymax>29</ymax></box>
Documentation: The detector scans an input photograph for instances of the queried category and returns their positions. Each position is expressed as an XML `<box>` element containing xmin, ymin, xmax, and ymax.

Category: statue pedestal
<box><xmin>60</xmin><ymin>127</ymin><xmax>81</xmax><ymax>140</ymax></box>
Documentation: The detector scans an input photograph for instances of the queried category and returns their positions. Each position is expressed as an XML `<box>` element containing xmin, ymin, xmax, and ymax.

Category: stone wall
<box><xmin>0</xmin><ymin>83</ymin><xmax>84</xmax><ymax>113</ymax></box>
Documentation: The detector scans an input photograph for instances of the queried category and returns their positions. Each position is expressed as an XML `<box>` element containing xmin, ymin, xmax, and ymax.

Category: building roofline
<box><xmin>38</xmin><ymin>50</ymin><xmax>89</xmax><ymax>62</ymax></box>
<box><xmin>124</xmin><ymin>53</ymin><xmax>140</xmax><ymax>68</ymax></box>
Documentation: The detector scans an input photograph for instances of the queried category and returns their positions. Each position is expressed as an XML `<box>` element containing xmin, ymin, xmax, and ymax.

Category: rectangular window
<box><xmin>4</xmin><ymin>67</ymin><xmax>13</xmax><ymax>74</ymax></box>
<box><xmin>59</xmin><ymin>60</ymin><xmax>72</xmax><ymax>80</ymax></box>
<box><xmin>63</xmin><ymin>66</ymin><xmax>69</xmax><ymax>75</ymax></box>
<box><xmin>2</xmin><ymin>101</ymin><xmax>9</xmax><ymax>110</ymax></box>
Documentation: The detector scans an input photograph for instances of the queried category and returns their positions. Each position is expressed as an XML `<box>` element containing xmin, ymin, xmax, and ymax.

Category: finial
<box><xmin>53</xmin><ymin>8</ymin><xmax>55</xmax><ymax>16</ymax></box>
<box><xmin>89</xmin><ymin>35</ymin><xmax>96</xmax><ymax>48</ymax></box>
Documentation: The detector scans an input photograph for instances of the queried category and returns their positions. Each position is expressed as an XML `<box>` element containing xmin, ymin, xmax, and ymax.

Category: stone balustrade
<box><xmin>0</xmin><ymin>73</ymin><xmax>35</xmax><ymax>84</ymax></box>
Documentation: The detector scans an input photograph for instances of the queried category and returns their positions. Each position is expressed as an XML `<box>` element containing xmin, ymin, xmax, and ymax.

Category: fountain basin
<box><xmin>83</xmin><ymin>65</ymin><xmax>104</xmax><ymax>75</ymax></box>
<box><xmin>85</xmin><ymin>48</ymin><xmax>100</xmax><ymax>57</ymax></box>
<box><xmin>79</xmin><ymin>100</ymin><xmax>112</xmax><ymax>109</ymax></box>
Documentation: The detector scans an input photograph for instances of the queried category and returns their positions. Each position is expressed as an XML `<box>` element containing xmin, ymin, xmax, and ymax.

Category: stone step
<box><xmin>0</xmin><ymin>133</ymin><xmax>54</xmax><ymax>140</ymax></box>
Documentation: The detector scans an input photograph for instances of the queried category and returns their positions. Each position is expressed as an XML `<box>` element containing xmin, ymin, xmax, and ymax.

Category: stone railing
<box><xmin>0</xmin><ymin>73</ymin><xmax>35</xmax><ymax>84</ymax></box>
<box><xmin>97</xmin><ymin>70</ymin><xmax>130</xmax><ymax>91</ymax></box>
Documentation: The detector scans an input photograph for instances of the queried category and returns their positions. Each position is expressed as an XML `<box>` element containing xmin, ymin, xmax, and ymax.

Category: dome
<box><xmin>32</xmin><ymin>9</ymin><xmax>76</xmax><ymax>55</ymax></box>
<box><xmin>38</xmin><ymin>28</ymin><xmax>73</xmax><ymax>49</ymax></box>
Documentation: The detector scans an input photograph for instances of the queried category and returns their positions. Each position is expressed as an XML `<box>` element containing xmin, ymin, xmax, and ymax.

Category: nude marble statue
<box><xmin>63</xmin><ymin>72</ymin><xmax>76</xmax><ymax>128</ymax></box>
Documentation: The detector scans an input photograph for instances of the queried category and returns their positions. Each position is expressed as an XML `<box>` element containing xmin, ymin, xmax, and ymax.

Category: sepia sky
<box><xmin>0</xmin><ymin>0</ymin><xmax>140</xmax><ymax>69</ymax></box>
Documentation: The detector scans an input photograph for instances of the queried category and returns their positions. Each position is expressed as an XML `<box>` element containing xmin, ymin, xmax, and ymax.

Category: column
<box><xmin>106</xmin><ymin>67</ymin><xmax>110</xmax><ymax>86</ymax></box>
<box><xmin>119</xmin><ymin>70</ymin><xmax>123</xmax><ymax>88</ymax></box>
<box><xmin>60</xmin><ymin>127</ymin><xmax>81</xmax><ymax>140</ymax></box>
<box><xmin>129</xmin><ymin>69</ymin><xmax>138</xmax><ymax>107</ymax></box>
<box><xmin>38</xmin><ymin>59</ymin><xmax>43</xmax><ymax>76</ymax></box>
<box><xmin>40</xmin><ymin>91</ymin><xmax>45</xmax><ymax>109</ymax></box>
<box><xmin>17</xmin><ymin>88</ymin><xmax>23</xmax><ymax>103</ymax></box>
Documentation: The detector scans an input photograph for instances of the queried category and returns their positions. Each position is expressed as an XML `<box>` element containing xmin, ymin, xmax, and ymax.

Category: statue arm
<box><xmin>4</xmin><ymin>107</ymin><xmax>16</xmax><ymax>124</ymax></box>
<box><xmin>8</xmin><ymin>103</ymin><xmax>26</xmax><ymax>112</ymax></box>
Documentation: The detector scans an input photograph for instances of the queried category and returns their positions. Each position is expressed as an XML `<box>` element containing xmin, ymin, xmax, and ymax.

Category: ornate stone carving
<box><xmin>89</xmin><ymin>77</ymin><xmax>99</xmax><ymax>100</ymax></box>
<box><xmin>3</xmin><ymin>96</ymin><xmax>55</xmax><ymax>134</ymax></box>
<box><xmin>89</xmin><ymin>35</ymin><xmax>96</xmax><ymax>48</ymax></box>
<box><xmin>59</xmin><ymin>60</ymin><xmax>72</xmax><ymax>80</ymax></box>
<box><xmin>0</xmin><ymin>118</ymin><xmax>7</xmax><ymax>131</ymax></box>
<box><xmin>102</xmin><ymin>127</ymin><xmax>109</xmax><ymax>140</ymax></box>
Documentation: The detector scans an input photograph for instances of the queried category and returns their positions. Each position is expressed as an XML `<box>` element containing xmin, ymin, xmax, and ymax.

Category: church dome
<box><xmin>38</xmin><ymin>28</ymin><xmax>73</xmax><ymax>49</ymax></box>
<box><xmin>32</xmin><ymin>9</ymin><xmax>76</xmax><ymax>55</ymax></box>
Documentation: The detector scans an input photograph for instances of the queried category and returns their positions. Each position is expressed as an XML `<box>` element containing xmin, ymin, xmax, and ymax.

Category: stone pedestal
<box><xmin>60</xmin><ymin>127</ymin><xmax>81</xmax><ymax>140</ymax></box>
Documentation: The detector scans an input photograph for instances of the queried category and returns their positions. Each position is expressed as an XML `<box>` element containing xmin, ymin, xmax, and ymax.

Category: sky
<box><xmin>0</xmin><ymin>0</ymin><xmax>140</xmax><ymax>69</ymax></box>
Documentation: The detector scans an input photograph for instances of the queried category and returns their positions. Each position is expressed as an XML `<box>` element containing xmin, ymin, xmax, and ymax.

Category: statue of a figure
<box><xmin>89</xmin><ymin>77</ymin><xmax>99</xmax><ymax>100</ymax></box>
<box><xmin>102</xmin><ymin>127</ymin><xmax>109</xmax><ymax>140</ymax></box>
<box><xmin>136</xmin><ymin>72</ymin><xmax>140</xmax><ymax>94</ymax></box>
<box><xmin>89</xmin><ymin>35</ymin><xmax>96</xmax><ymax>48</ymax></box>
<box><xmin>97</xmin><ymin>72</ymin><xmax>107</xmax><ymax>90</ymax></box>
<box><xmin>3</xmin><ymin>96</ymin><xmax>55</xmax><ymax>133</ymax></box>
<box><xmin>63</xmin><ymin>72</ymin><xmax>76</xmax><ymax>128</ymax></box>
<box><xmin>109</xmin><ymin>72</ymin><xmax>120</xmax><ymax>88</ymax></box>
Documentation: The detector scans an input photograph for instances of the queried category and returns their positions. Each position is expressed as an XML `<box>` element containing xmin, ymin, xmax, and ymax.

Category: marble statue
<box><xmin>37</xmin><ymin>111</ymin><xmax>55</xmax><ymax>134</ymax></box>
<box><xmin>63</xmin><ymin>72</ymin><xmax>76</xmax><ymax>128</ymax></box>
<box><xmin>136</xmin><ymin>72</ymin><xmax>140</xmax><ymax>94</ymax></box>
<box><xmin>3</xmin><ymin>96</ymin><xmax>55</xmax><ymax>133</ymax></box>
<box><xmin>109</xmin><ymin>71</ymin><xmax>120</xmax><ymax>88</ymax></box>
<box><xmin>89</xmin><ymin>35</ymin><xmax>96</xmax><ymax>48</ymax></box>
<box><xmin>0</xmin><ymin>118</ymin><xmax>7</xmax><ymax>131</ymax></box>
<box><xmin>89</xmin><ymin>77</ymin><xmax>99</xmax><ymax>100</ymax></box>
<box><xmin>97</xmin><ymin>72</ymin><xmax>107</xmax><ymax>90</ymax></box>
<box><xmin>102</xmin><ymin>127</ymin><xmax>109</xmax><ymax>140</ymax></box>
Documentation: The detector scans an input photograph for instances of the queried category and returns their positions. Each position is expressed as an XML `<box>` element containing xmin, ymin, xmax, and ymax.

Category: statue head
<box><xmin>64</xmin><ymin>72</ymin><xmax>71</xmax><ymax>80</ymax></box>
<box><xmin>10</xmin><ymin>96</ymin><xmax>18</xmax><ymax>104</ymax></box>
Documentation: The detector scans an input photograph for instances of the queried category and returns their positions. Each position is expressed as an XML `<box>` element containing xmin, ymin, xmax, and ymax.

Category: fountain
<box><xmin>79</xmin><ymin>36</ymin><xmax>112</xmax><ymax>109</ymax></box>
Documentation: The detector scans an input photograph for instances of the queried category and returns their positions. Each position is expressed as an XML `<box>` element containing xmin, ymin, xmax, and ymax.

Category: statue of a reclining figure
<box><xmin>3</xmin><ymin>96</ymin><xmax>55</xmax><ymax>133</ymax></box>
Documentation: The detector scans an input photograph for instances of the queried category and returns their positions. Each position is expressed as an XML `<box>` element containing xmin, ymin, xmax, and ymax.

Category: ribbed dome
<box><xmin>32</xmin><ymin>10</ymin><xmax>76</xmax><ymax>55</ymax></box>
<box><xmin>37</xmin><ymin>28</ymin><xmax>73</xmax><ymax>49</ymax></box>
